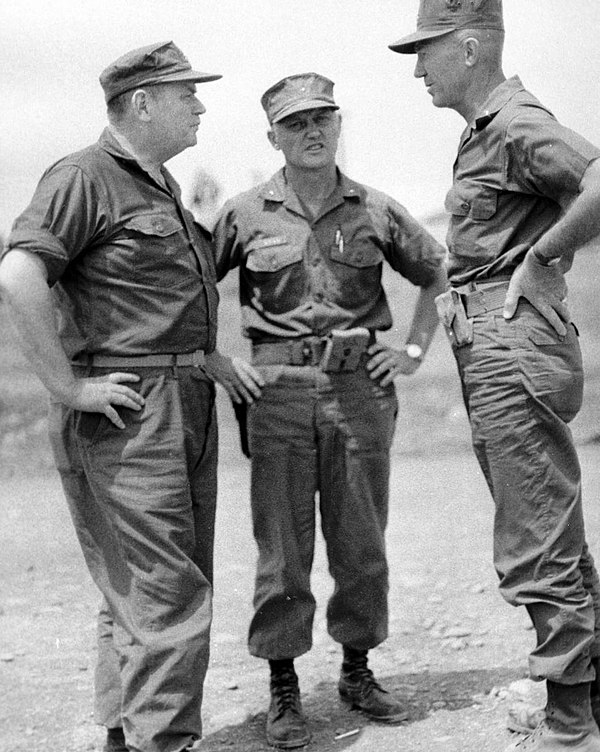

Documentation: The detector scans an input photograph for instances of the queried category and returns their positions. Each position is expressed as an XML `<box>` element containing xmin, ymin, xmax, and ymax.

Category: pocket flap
<box><xmin>124</xmin><ymin>214</ymin><xmax>182</xmax><ymax>237</ymax></box>
<box><xmin>444</xmin><ymin>187</ymin><xmax>498</xmax><ymax>220</ymax></box>
<box><xmin>246</xmin><ymin>238</ymin><xmax>301</xmax><ymax>272</ymax></box>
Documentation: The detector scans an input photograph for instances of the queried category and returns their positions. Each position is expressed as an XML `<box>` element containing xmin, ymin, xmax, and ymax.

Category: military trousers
<box><xmin>453</xmin><ymin>300</ymin><xmax>600</xmax><ymax>684</ymax></box>
<box><xmin>48</xmin><ymin>364</ymin><xmax>218</xmax><ymax>752</ymax></box>
<box><xmin>246</xmin><ymin>363</ymin><xmax>397</xmax><ymax>660</ymax></box>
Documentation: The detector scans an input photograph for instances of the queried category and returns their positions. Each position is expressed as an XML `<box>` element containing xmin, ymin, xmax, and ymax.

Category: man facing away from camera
<box><xmin>389</xmin><ymin>1</ymin><xmax>600</xmax><ymax>750</ymax></box>
<box><xmin>211</xmin><ymin>72</ymin><xmax>448</xmax><ymax>748</ymax></box>
<box><xmin>0</xmin><ymin>41</ymin><xmax>224</xmax><ymax>752</ymax></box>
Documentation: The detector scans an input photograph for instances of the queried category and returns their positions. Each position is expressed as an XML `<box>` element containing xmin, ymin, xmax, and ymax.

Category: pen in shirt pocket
<box><xmin>335</xmin><ymin>227</ymin><xmax>344</xmax><ymax>254</ymax></box>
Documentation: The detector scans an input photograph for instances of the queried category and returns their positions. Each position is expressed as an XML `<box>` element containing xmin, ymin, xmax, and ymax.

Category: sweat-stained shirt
<box><xmin>445</xmin><ymin>76</ymin><xmax>600</xmax><ymax>286</ymax></box>
<box><xmin>212</xmin><ymin>168</ymin><xmax>445</xmax><ymax>342</ymax></box>
<box><xmin>4</xmin><ymin>128</ymin><xmax>218</xmax><ymax>358</ymax></box>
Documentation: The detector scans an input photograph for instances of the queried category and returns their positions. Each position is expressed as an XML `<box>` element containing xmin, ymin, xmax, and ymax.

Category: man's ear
<box><xmin>131</xmin><ymin>88</ymin><xmax>153</xmax><ymax>120</ymax></box>
<box><xmin>463</xmin><ymin>36</ymin><xmax>480</xmax><ymax>67</ymax></box>
<box><xmin>267</xmin><ymin>129</ymin><xmax>280</xmax><ymax>150</ymax></box>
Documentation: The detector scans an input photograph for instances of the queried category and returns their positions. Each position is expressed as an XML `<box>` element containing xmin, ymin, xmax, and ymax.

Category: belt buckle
<box><xmin>191</xmin><ymin>350</ymin><xmax>204</xmax><ymax>368</ymax></box>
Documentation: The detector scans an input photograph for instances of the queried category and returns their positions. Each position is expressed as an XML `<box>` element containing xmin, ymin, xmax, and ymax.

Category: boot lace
<box><xmin>345</xmin><ymin>659</ymin><xmax>387</xmax><ymax>697</ymax></box>
<box><xmin>270</xmin><ymin>668</ymin><xmax>302</xmax><ymax>718</ymax></box>
<box><xmin>513</xmin><ymin>720</ymin><xmax>547</xmax><ymax>750</ymax></box>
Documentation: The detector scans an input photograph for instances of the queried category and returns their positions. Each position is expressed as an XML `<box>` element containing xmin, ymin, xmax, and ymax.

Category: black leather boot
<box><xmin>266</xmin><ymin>661</ymin><xmax>310</xmax><ymax>749</ymax></box>
<box><xmin>338</xmin><ymin>646</ymin><xmax>407</xmax><ymax>724</ymax></box>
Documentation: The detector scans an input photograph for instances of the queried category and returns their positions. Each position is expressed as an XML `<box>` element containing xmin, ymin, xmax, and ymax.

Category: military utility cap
<box><xmin>389</xmin><ymin>0</ymin><xmax>504</xmax><ymax>54</ymax></box>
<box><xmin>261</xmin><ymin>73</ymin><xmax>339</xmax><ymax>125</ymax></box>
<box><xmin>100</xmin><ymin>41</ymin><xmax>222</xmax><ymax>103</ymax></box>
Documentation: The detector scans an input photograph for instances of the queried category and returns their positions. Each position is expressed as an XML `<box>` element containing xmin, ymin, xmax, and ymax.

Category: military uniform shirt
<box><xmin>213</xmin><ymin>169</ymin><xmax>445</xmax><ymax>342</ymax></box>
<box><xmin>5</xmin><ymin>128</ymin><xmax>218</xmax><ymax>357</ymax></box>
<box><xmin>445</xmin><ymin>76</ymin><xmax>600</xmax><ymax>286</ymax></box>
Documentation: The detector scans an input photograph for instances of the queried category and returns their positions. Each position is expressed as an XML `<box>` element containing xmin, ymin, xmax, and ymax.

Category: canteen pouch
<box><xmin>321</xmin><ymin>327</ymin><xmax>370</xmax><ymax>372</ymax></box>
<box><xmin>435</xmin><ymin>290</ymin><xmax>474</xmax><ymax>347</ymax></box>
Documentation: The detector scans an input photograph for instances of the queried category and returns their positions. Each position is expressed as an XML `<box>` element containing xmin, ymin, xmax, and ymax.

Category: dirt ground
<box><xmin>2</xmin><ymin>249</ymin><xmax>600</xmax><ymax>752</ymax></box>
<box><xmin>1</xmin><ymin>389</ymin><xmax>599</xmax><ymax>752</ymax></box>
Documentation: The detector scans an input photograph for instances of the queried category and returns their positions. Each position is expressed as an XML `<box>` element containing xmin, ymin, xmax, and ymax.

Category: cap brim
<box><xmin>388</xmin><ymin>27</ymin><xmax>454</xmax><ymax>54</ymax></box>
<box><xmin>136</xmin><ymin>70</ymin><xmax>222</xmax><ymax>89</ymax></box>
<box><xmin>271</xmin><ymin>101</ymin><xmax>339</xmax><ymax>124</ymax></box>
<box><xmin>156</xmin><ymin>69</ymin><xmax>223</xmax><ymax>84</ymax></box>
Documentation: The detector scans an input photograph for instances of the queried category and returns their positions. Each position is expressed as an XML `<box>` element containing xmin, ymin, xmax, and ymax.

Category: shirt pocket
<box><xmin>123</xmin><ymin>213</ymin><xmax>185</xmax><ymax>285</ymax></box>
<box><xmin>445</xmin><ymin>185</ymin><xmax>499</xmax><ymax>261</ymax></box>
<box><xmin>445</xmin><ymin>185</ymin><xmax>499</xmax><ymax>220</ymax></box>
<box><xmin>329</xmin><ymin>233</ymin><xmax>384</xmax><ymax>268</ymax></box>
<box><xmin>245</xmin><ymin>236</ymin><xmax>302</xmax><ymax>272</ymax></box>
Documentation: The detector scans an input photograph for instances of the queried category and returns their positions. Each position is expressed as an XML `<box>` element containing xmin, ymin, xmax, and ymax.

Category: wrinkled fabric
<box><xmin>213</xmin><ymin>168</ymin><xmax>445</xmax><ymax>341</ymax></box>
<box><xmin>246</xmin><ymin>363</ymin><xmax>397</xmax><ymax>659</ymax></box>
<box><xmin>454</xmin><ymin>302</ymin><xmax>596</xmax><ymax>683</ymax></box>
<box><xmin>445</xmin><ymin>77</ymin><xmax>600</xmax><ymax>286</ymax></box>
<box><xmin>5</xmin><ymin>128</ymin><xmax>218</xmax><ymax>357</ymax></box>
<box><xmin>49</xmin><ymin>365</ymin><xmax>218</xmax><ymax>752</ymax></box>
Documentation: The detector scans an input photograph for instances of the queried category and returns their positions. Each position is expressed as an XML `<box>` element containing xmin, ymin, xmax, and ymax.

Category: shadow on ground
<box><xmin>200</xmin><ymin>665</ymin><xmax>523</xmax><ymax>751</ymax></box>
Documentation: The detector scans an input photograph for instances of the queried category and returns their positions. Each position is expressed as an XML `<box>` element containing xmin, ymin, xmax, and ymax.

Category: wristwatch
<box><xmin>531</xmin><ymin>246</ymin><xmax>561</xmax><ymax>267</ymax></box>
<box><xmin>404</xmin><ymin>343</ymin><xmax>423</xmax><ymax>362</ymax></box>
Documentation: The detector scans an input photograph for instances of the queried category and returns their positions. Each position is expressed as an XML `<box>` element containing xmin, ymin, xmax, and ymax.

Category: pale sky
<box><xmin>2</xmin><ymin>0</ymin><xmax>600</xmax><ymax>237</ymax></box>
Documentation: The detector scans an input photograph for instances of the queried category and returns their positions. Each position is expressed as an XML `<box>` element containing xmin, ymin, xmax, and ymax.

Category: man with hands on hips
<box><xmin>0</xmin><ymin>41</ymin><xmax>224</xmax><ymax>752</ymax></box>
<box><xmin>211</xmin><ymin>72</ymin><xmax>447</xmax><ymax>749</ymax></box>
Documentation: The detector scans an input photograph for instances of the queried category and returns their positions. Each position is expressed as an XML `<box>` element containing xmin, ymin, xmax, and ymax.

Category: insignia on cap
<box><xmin>470</xmin><ymin>0</ymin><xmax>486</xmax><ymax>8</ymax></box>
<box><xmin>446</xmin><ymin>0</ymin><xmax>462</xmax><ymax>10</ymax></box>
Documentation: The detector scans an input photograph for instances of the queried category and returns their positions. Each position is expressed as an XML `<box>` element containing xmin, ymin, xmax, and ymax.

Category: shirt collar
<box><xmin>259</xmin><ymin>167</ymin><xmax>361</xmax><ymax>205</ymax></box>
<box><xmin>471</xmin><ymin>75</ymin><xmax>525</xmax><ymax>131</ymax></box>
<box><xmin>98</xmin><ymin>127</ymin><xmax>139</xmax><ymax>163</ymax></box>
<box><xmin>99</xmin><ymin>127</ymin><xmax>171</xmax><ymax>190</ymax></box>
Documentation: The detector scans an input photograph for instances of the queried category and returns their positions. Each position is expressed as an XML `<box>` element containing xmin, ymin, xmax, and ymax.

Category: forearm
<box><xmin>532</xmin><ymin>159</ymin><xmax>600</xmax><ymax>263</ymax></box>
<box><xmin>404</xmin><ymin>267</ymin><xmax>448</xmax><ymax>352</ymax></box>
<box><xmin>0</xmin><ymin>251</ymin><xmax>76</xmax><ymax>401</ymax></box>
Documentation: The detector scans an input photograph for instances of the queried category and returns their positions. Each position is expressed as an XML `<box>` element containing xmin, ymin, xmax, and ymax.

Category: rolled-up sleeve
<box><xmin>506</xmin><ymin>113</ymin><xmax>600</xmax><ymax>202</ymax></box>
<box><xmin>6</xmin><ymin>164</ymin><xmax>108</xmax><ymax>285</ymax></box>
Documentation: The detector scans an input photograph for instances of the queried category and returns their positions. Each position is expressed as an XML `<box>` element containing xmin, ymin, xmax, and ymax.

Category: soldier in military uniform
<box><xmin>389</xmin><ymin>2</ymin><xmax>600</xmax><ymax>750</ymax></box>
<box><xmin>0</xmin><ymin>42</ymin><xmax>222</xmax><ymax>752</ymax></box>
<box><xmin>212</xmin><ymin>73</ymin><xmax>448</xmax><ymax>748</ymax></box>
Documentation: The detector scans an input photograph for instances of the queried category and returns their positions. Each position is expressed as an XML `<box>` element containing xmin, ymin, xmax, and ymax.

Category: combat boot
<box><xmin>103</xmin><ymin>727</ymin><xmax>128</xmax><ymax>752</ymax></box>
<box><xmin>505</xmin><ymin>681</ymin><xmax>600</xmax><ymax>751</ymax></box>
<box><xmin>338</xmin><ymin>646</ymin><xmax>407</xmax><ymax>724</ymax></box>
<box><xmin>266</xmin><ymin>663</ymin><xmax>310</xmax><ymax>749</ymax></box>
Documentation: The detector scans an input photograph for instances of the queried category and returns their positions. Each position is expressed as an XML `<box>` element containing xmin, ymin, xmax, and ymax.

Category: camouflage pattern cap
<box><xmin>389</xmin><ymin>0</ymin><xmax>504</xmax><ymax>54</ymax></box>
<box><xmin>100</xmin><ymin>41</ymin><xmax>222</xmax><ymax>103</ymax></box>
<box><xmin>261</xmin><ymin>73</ymin><xmax>339</xmax><ymax>125</ymax></box>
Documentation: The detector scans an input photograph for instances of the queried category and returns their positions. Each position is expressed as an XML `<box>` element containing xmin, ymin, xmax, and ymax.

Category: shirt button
<box><xmin>155</xmin><ymin>222</ymin><xmax>164</xmax><ymax>232</ymax></box>
<box><xmin>461</xmin><ymin>202</ymin><xmax>470</xmax><ymax>211</ymax></box>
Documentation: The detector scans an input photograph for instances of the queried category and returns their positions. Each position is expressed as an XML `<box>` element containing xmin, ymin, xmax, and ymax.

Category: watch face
<box><xmin>406</xmin><ymin>344</ymin><xmax>423</xmax><ymax>360</ymax></box>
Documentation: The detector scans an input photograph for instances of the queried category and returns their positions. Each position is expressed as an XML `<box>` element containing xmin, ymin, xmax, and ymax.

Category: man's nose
<box><xmin>414</xmin><ymin>58</ymin><xmax>425</xmax><ymax>78</ymax></box>
<box><xmin>195</xmin><ymin>98</ymin><xmax>206</xmax><ymax>115</ymax></box>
